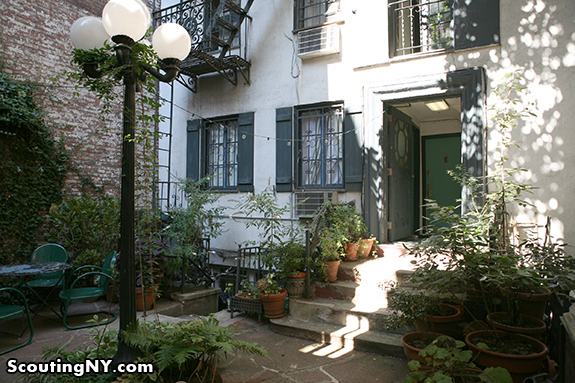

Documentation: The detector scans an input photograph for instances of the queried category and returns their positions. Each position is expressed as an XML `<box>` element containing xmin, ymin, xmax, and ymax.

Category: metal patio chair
<box><xmin>59</xmin><ymin>251</ymin><xmax>117</xmax><ymax>330</ymax></box>
<box><xmin>0</xmin><ymin>287</ymin><xmax>34</xmax><ymax>355</ymax></box>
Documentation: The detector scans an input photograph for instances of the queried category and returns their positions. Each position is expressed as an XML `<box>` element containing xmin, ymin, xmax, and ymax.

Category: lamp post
<box><xmin>70</xmin><ymin>0</ymin><xmax>191</xmax><ymax>365</ymax></box>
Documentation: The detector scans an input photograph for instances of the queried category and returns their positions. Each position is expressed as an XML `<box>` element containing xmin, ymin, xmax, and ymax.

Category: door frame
<box><xmin>363</xmin><ymin>67</ymin><xmax>487</xmax><ymax>243</ymax></box>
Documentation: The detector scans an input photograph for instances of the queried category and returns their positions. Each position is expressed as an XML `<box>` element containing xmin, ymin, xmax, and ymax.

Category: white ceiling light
<box><xmin>425</xmin><ymin>100</ymin><xmax>450</xmax><ymax>112</ymax></box>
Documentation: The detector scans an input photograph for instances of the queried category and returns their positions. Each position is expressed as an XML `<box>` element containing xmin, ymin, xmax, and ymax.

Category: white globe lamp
<box><xmin>152</xmin><ymin>23</ymin><xmax>191</xmax><ymax>61</ymax></box>
<box><xmin>102</xmin><ymin>0</ymin><xmax>151</xmax><ymax>42</ymax></box>
<box><xmin>70</xmin><ymin>17</ymin><xmax>110</xmax><ymax>50</ymax></box>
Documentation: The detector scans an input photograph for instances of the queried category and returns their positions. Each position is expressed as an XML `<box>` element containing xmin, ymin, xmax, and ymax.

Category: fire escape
<box><xmin>153</xmin><ymin>0</ymin><xmax>254</xmax><ymax>93</ymax></box>
<box><xmin>152</xmin><ymin>0</ymin><xmax>254</xmax><ymax>211</ymax></box>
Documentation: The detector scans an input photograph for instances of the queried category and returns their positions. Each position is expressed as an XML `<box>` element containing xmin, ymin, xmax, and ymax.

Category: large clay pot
<box><xmin>500</xmin><ymin>286</ymin><xmax>552</xmax><ymax>320</ymax></box>
<box><xmin>324</xmin><ymin>260</ymin><xmax>341</xmax><ymax>282</ymax></box>
<box><xmin>486</xmin><ymin>312</ymin><xmax>547</xmax><ymax>340</ymax></box>
<box><xmin>260</xmin><ymin>289</ymin><xmax>287</xmax><ymax>318</ymax></box>
<box><xmin>357</xmin><ymin>238</ymin><xmax>375</xmax><ymax>258</ymax></box>
<box><xmin>465</xmin><ymin>330</ymin><xmax>548</xmax><ymax>383</ymax></box>
<box><xmin>285</xmin><ymin>273</ymin><xmax>306</xmax><ymax>299</ymax></box>
<box><xmin>135</xmin><ymin>285</ymin><xmax>158</xmax><ymax>311</ymax></box>
<box><xmin>416</xmin><ymin>303</ymin><xmax>464</xmax><ymax>338</ymax></box>
<box><xmin>343</xmin><ymin>242</ymin><xmax>359</xmax><ymax>261</ymax></box>
<box><xmin>401</xmin><ymin>331</ymin><xmax>453</xmax><ymax>363</ymax></box>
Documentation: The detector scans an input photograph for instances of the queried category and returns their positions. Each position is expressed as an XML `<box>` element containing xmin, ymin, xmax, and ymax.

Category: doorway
<box><xmin>386</xmin><ymin>97</ymin><xmax>462</xmax><ymax>240</ymax></box>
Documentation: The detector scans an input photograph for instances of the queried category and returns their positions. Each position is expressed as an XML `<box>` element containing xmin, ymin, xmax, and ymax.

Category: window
<box><xmin>206</xmin><ymin>118</ymin><xmax>238</xmax><ymax>189</ymax></box>
<box><xmin>295</xmin><ymin>0</ymin><xmax>341</xmax><ymax>30</ymax></box>
<box><xmin>297</xmin><ymin>105</ymin><xmax>343</xmax><ymax>188</ymax></box>
<box><xmin>187</xmin><ymin>112</ymin><xmax>254</xmax><ymax>192</ymax></box>
<box><xmin>389</xmin><ymin>0</ymin><xmax>453</xmax><ymax>56</ymax></box>
<box><xmin>276</xmin><ymin>105</ymin><xmax>362</xmax><ymax>193</ymax></box>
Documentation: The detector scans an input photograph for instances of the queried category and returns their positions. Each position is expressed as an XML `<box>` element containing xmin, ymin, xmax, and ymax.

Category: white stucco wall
<box><xmin>159</xmin><ymin>0</ymin><xmax>575</xmax><ymax>249</ymax></box>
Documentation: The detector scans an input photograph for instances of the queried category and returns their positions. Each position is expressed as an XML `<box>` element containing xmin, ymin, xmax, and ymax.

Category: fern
<box><xmin>120</xmin><ymin>314</ymin><xmax>267</xmax><ymax>382</ymax></box>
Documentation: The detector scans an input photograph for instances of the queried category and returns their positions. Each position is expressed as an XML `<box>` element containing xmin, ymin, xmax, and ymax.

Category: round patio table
<box><xmin>0</xmin><ymin>262</ymin><xmax>71</xmax><ymax>322</ymax></box>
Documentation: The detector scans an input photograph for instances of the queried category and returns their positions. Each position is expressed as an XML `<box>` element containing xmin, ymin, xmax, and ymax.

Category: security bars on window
<box><xmin>206</xmin><ymin>119</ymin><xmax>238</xmax><ymax>189</ymax></box>
<box><xmin>298</xmin><ymin>106</ymin><xmax>343</xmax><ymax>188</ymax></box>
<box><xmin>390</xmin><ymin>0</ymin><xmax>453</xmax><ymax>56</ymax></box>
<box><xmin>296</xmin><ymin>0</ymin><xmax>341</xmax><ymax>30</ymax></box>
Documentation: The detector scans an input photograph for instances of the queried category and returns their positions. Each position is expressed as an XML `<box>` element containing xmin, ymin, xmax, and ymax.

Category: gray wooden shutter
<box><xmin>237</xmin><ymin>112</ymin><xmax>254</xmax><ymax>192</ymax></box>
<box><xmin>344</xmin><ymin>112</ymin><xmax>363</xmax><ymax>191</ymax></box>
<box><xmin>186</xmin><ymin>119</ymin><xmax>201</xmax><ymax>181</ymax></box>
<box><xmin>276</xmin><ymin>107</ymin><xmax>293</xmax><ymax>192</ymax></box>
<box><xmin>453</xmin><ymin>0</ymin><xmax>500</xmax><ymax>50</ymax></box>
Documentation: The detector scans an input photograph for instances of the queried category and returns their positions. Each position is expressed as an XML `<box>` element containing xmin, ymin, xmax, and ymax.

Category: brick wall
<box><xmin>1</xmin><ymin>0</ymin><xmax>159</xmax><ymax>199</ymax></box>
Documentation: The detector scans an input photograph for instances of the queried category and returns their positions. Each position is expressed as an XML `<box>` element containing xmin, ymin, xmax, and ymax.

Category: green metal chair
<box><xmin>0</xmin><ymin>287</ymin><xmax>34</xmax><ymax>355</ymax></box>
<box><xmin>59</xmin><ymin>251</ymin><xmax>117</xmax><ymax>330</ymax></box>
<box><xmin>28</xmin><ymin>243</ymin><xmax>69</xmax><ymax>289</ymax></box>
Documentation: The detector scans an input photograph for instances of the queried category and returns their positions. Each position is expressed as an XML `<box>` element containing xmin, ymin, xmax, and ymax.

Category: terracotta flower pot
<box><xmin>135</xmin><ymin>285</ymin><xmax>158</xmax><ymax>311</ymax></box>
<box><xmin>401</xmin><ymin>331</ymin><xmax>453</xmax><ymax>363</ymax></box>
<box><xmin>259</xmin><ymin>289</ymin><xmax>287</xmax><ymax>318</ymax></box>
<box><xmin>486</xmin><ymin>312</ymin><xmax>547</xmax><ymax>340</ymax></box>
<box><xmin>415</xmin><ymin>303</ymin><xmax>464</xmax><ymax>338</ymax></box>
<box><xmin>357</xmin><ymin>238</ymin><xmax>375</xmax><ymax>258</ymax></box>
<box><xmin>343</xmin><ymin>242</ymin><xmax>359</xmax><ymax>261</ymax></box>
<box><xmin>465</xmin><ymin>330</ymin><xmax>548</xmax><ymax>383</ymax></box>
<box><xmin>500</xmin><ymin>286</ymin><xmax>552</xmax><ymax>320</ymax></box>
<box><xmin>324</xmin><ymin>260</ymin><xmax>341</xmax><ymax>282</ymax></box>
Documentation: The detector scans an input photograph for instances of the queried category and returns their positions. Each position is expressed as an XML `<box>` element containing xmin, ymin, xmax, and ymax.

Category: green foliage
<box><xmin>120</xmin><ymin>314</ymin><xmax>267</xmax><ymax>382</ymax></box>
<box><xmin>25</xmin><ymin>316</ymin><xmax>118</xmax><ymax>383</ymax></box>
<box><xmin>232</xmin><ymin>186</ymin><xmax>299</xmax><ymax>249</ymax></box>
<box><xmin>237</xmin><ymin>279</ymin><xmax>260</xmax><ymax>299</ymax></box>
<box><xmin>406</xmin><ymin>72</ymin><xmax>567</xmax><ymax>326</ymax></box>
<box><xmin>256</xmin><ymin>273</ymin><xmax>283</xmax><ymax>295</ymax></box>
<box><xmin>266</xmin><ymin>238</ymin><xmax>308</xmax><ymax>280</ymax></box>
<box><xmin>384</xmin><ymin>286</ymin><xmax>443</xmax><ymax>330</ymax></box>
<box><xmin>0</xmin><ymin>68</ymin><xmax>69</xmax><ymax>263</ymax></box>
<box><xmin>403</xmin><ymin>336</ymin><xmax>512</xmax><ymax>383</ymax></box>
<box><xmin>47</xmin><ymin>194</ymin><xmax>120</xmax><ymax>259</ymax></box>
<box><xmin>313</xmin><ymin>201</ymin><xmax>368</xmax><ymax>261</ymax></box>
<box><xmin>164</xmin><ymin>177</ymin><xmax>225</xmax><ymax>270</ymax></box>
<box><xmin>67</xmin><ymin>36</ymin><xmax>164</xmax><ymax>207</ymax></box>
<box><xmin>134</xmin><ymin>210</ymin><xmax>168</xmax><ymax>287</ymax></box>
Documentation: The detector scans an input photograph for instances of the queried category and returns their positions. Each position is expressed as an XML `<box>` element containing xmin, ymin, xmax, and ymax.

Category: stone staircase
<box><xmin>270</xmin><ymin>242</ymin><xmax>417</xmax><ymax>359</ymax></box>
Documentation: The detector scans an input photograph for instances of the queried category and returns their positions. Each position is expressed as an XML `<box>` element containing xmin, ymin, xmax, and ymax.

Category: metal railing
<box><xmin>390</xmin><ymin>0</ymin><xmax>453</xmax><ymax>56</ymax></box>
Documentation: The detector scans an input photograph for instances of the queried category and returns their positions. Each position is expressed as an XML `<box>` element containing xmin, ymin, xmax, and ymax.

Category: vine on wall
<box><xmin>0</xmin><ymin>66</ymin><xmax>69</xmax><ymax>263</ymax></box>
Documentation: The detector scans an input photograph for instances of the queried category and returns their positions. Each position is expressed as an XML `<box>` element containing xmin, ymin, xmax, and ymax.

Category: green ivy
<box><xmin>0</xmin><ymin>67</ymin><xmax>69</xmax><ymax>264</ymax></box>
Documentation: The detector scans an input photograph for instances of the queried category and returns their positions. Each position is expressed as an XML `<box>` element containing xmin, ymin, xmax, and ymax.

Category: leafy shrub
<box><xmin>47</xmin><ymin>194</ymin><xmax>120</xmax><ymax>262</ymax></box>
<box><xmin>120</xmin><ymin>315</ymin><xmax>267</xmax><ymax>382</ymax></box>
<box><xmin>0</xmin><ymin>69</ymin><xmax>69</xmax><ymax>264</ymax></box>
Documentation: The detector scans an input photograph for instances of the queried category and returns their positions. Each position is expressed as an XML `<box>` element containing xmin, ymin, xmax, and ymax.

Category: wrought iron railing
<box><xmin>153</xmin><ymin>0</ymin><xmax>210</xmax><ymax>50</ymax></box>
<box><xmin>389</xmin><ymin>0</ymin><xmax>453</xmax><ymax>56</ymax></box>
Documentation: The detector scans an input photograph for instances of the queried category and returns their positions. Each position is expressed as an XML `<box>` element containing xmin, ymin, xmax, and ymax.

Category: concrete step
<box><xmin>269</xmin><ymin>315</ymin><xmax>405</xmax><ymax>359</ymax></box>
<box><xmin>289</xmin><ymin>297</ymin><xmax>395</xmax><ymax>333</ymax></box>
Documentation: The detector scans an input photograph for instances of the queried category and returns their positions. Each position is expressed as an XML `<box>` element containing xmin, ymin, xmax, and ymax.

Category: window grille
<box><xmin>295</xmin><ymin>0</ymin><xmax>341</xmax><ymax>30</ymax></box>
<box><xmin>298</xmin><ymin>106</ymin><xmax>343</xmax><ymax>188</ymax></box>
<box><xmin>206</xmin><ymin>118</ymin><xmax>238</xmax><ymax>189</ymax></box>
<box><xmin>390</xmin><ymin>0</ymin><xmax>453</xmax><ymax>56</ymax></box>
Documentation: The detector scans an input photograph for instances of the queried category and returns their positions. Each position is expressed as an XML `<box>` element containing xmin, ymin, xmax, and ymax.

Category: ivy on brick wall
<box><xmin>0</xmin><ymin>66</ymin><xmax>69</xmax><ymax>264</ymax></box>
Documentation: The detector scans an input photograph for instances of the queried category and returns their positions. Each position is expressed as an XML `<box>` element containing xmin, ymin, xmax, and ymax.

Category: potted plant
<box><xmin>386</xmin><ymin>287</ymin><xmax>464</xmax><ymax>340</ymax></box>
<box><xmin>163</xmin><ymin>177</ymin><xmax>226</xmax><ymax>289</ymax></box>
<box><xmin>266</xmin><ymin>238</ymin><xmax>307</xmax><ymax>298</ymax></box>
<box><xmin>256</xmin><ymin>273</ymin><xmax>287</xmax><ymax>318</ymax></box>
<box><xmin>133</xmin><ymin>210</ymin><xmax>168</xmax><ymax>311</ymax></box>
<box><xmin>403</xmin><ymin>336</ymin><xmax>513</xmax><ymax>383</ymax></box>
<box><xmin>464</xmin><ymin>330</ymin><xmax>548</xmax><ymax>383</ymax></box>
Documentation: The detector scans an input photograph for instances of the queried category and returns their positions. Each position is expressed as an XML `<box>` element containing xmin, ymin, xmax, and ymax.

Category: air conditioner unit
<box><xmin>297</xmin><ymin>24</ymin><xmax>340</xmax><ymax>59</ymax></box>
<box><xmin>295</xmin><ymin>192</ymin><xmax>334</xmax><ymax>217</ymax></box>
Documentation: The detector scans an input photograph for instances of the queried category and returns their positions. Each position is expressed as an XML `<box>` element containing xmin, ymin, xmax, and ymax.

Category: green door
<box><xmin>423</xmin><ymin>134</ymin><xmax>462</xmax><ymax>225</ymax></box>
<box><xmin>387</xmin><ymin>106</ymin><xmax>416</xmax><ymax>241</ymax></box>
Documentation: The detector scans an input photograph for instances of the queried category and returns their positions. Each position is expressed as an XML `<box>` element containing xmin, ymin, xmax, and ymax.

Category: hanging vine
<box><xmin>0</xmin><ymin>65</ymin><xmax>70</xmax><ymax>263</ymax></box>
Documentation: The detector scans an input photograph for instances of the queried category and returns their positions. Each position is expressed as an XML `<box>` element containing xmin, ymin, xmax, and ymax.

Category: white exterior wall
<box><xmin>161</xmin><ymin>0</ymin><xmax>575</xmax><ymax>249</ymax></box>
